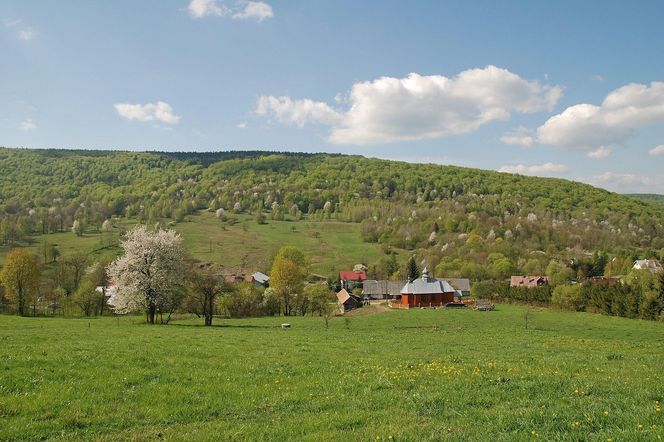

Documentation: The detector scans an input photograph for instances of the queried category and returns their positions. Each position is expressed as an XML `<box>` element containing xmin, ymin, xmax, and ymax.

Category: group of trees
<box><xmin>0</xmin><ymin>225</ymin><xmax>336</xmax><ymax>324</ymax></box>
<box><xmin>469</xmin><ymin>268</ymin><xmax>664</xmax><ymax>321</ymax></box>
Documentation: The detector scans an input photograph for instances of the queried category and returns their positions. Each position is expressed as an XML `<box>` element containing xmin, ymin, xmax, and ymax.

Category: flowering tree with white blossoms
<box><xmin>107</xmin><ymin>226</ymin><xmax>186</xmax><ymax>324</ymax></box>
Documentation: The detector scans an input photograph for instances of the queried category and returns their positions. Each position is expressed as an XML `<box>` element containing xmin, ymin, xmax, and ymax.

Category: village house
<box><xmin>510</xmin><ymin>275</ymin><xmax>548</xmax><ymax>288</ymax></box>
<box><xmin>336</xmin><ymin>288</ymin><xmax>362</xmax><ymax>313</ymax></box>
<box><xmin>397</xmin><ymin>268</ymin><xmax>456</xmax><ymax>308</ymax></box>
<box><xmin>633</xmin><ymin>259</ymin><xmax>663</xmax><ymax>273</ymax></box>
<box><xmin>339</xmin><ymin>269</ymin><xmax>367</xmax><ymax>291</ymax></box>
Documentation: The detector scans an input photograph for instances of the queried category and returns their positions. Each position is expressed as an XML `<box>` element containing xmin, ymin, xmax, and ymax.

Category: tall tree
<box><xmin>270</xmin><ymin>246</ymin><xmax>307</xmax><ymax>316</ymax></box>
<box><xmin>0</xmin><ymin>248</ymin><xmax>41</xmax><ymax>316</ymax></box>
<box><xmin>107</xmin><ymin>226</ymin><xmax>186</xmax><ymax>324</ymax></box>
<box><xmin>406</xmin><ymin>256</ymin><xmax>420</xmax><ymax>281</ymax></box>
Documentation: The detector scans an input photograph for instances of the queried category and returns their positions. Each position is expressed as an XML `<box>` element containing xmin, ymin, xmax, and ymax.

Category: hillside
<box><xmin>1</xmin><ymin>147</ymin><xmax>663</xmax><ymax>280</ymax></box>
<box><xmin>628</xmin><ymin>193</ymin><xmax>664</xmax><ymax>206</ymax></box>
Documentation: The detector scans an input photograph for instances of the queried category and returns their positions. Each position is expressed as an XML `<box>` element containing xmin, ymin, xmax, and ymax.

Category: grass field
<box><xmin>0</xmin><ymin>212</ymin><xmax>395</xmax><ymax>275</ymax></box>
<box><xmin>1</xmin><ymin>305</ymin><xmax>662</xmax><ymax>441</ymax></box>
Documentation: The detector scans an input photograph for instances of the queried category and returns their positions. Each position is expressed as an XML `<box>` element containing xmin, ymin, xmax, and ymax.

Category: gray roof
<box><xmin>362</xmin><ymin>280</ymin><xmax>406</xmax><ymax>296</ymax></box>
<box><xmin>401</xmin><ymin>275</ymin><xmax>455</xmax><ymax>295</ymax></box>
<box><xmin>252</xmin><ymin>272</ymin><xmax>270</xmax><ymax>284</ymax></box>
<box><xmin>444</xmin><ymin>278</ymin><xmax>470</xmax><ymax>292</ymax></box>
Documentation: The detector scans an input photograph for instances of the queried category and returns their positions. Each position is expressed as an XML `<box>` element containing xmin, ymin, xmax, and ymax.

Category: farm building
<box><xmin>251</xmin><ymin>272</ymin><xmax>270</xmax><ymax>287</ymax></box>
<box><xmin>632</xmin><ymin>259</ymin><xmax>663</xmax><ymax>273</ymax></box>
<box><xmin>446</xmin><ymin>278</ymin><xmax>471</xmax><ymax>297</ymax></box>
<box><xmin>362</xmin><ymin>280</ymin><xmax>406</xmax><ymax>300</ymax></box>
<box><xmin>339</xmin><ymin>270</ymin><xmax>367</xmax><ymax>290</ymax></box>
<box><xmin>398</xmin><ymin>268</ymin><xmax>456</xmax><ymax>308</ymax></box>
<box><xmin>225</xmin><ymin>272</ymin><xmax>270</xmax><ymax>287</ymax></box>
<box><xmin>510</xmin><ymin>275</ymin><xmax>548</xmax><ymax>288</ymax></box>
<box><xmin>336</xmin><ymin>289</ymin><xmax>362</xmax><ymax>313</ymax></box>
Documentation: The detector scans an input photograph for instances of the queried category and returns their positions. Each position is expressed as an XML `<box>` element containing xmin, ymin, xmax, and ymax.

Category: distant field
<box><xmin>0</xmin><ymin>211</ymin><xmax>396</xmax><ymax>274</ymax></box>
<box><xmin>1</xmin><ymin>305</ymin><xmax>662</xmax><ymax>441</ymax></box>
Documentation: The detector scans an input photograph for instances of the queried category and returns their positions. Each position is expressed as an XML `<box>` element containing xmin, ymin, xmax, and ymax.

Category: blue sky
<box><xmin>2</xmin><ymin>0</ymin><xmax>663</xmax><ymax>193</ymax></box>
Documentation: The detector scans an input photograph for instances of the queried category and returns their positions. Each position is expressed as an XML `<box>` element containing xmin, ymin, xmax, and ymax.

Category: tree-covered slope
<box><xmin>628</xmin><ymin>193</ymin><xmax>664</xmax><ymax>206</ymax></box>
<box><xmin>1</xmin><ymin>147</ymin><xmax>662</xmax><ymax>279</ymax></box>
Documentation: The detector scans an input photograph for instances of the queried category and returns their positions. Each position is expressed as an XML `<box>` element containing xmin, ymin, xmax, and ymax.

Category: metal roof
<box><xmin>400</xmin><ymin>275</ymin><xmax>455</xmax><ymax>295</ymax></box>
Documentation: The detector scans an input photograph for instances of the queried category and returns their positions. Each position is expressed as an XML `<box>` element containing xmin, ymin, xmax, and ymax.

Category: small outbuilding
<box><xmin>399</xmin><ymin>268</ymin><xmax>456</xmax><ymax>308</ymax></box>
<box><xmin>633</xmin><ymin>259</ymin><xmax>663</xmax><ymax>273</ymax></box>
<box><xmin>336</xmin><ymin>289</ymin><xmax>362</xmax><ymax>313</ymax></box>
<box><xmin>510</xmin><ymin>275</ymin><xmax>548</xmax><ymax>288</ymax></box>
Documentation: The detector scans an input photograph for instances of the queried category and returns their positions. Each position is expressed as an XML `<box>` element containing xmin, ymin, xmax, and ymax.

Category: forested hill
<box><xmin>1</xmin><ymin>147</ymin><xmax>662</xmax><ymax>277</ymax></box>
<box><xmin>628</xmin><ymin>193</ymin><xmax>664</xmax><ymax>206</ymax></box>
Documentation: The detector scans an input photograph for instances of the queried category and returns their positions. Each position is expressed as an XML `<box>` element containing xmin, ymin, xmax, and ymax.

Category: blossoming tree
<box><xmin>107</xmin><ymin>226</ymin><xmax>186</xmax><ymax>324</ymax></box>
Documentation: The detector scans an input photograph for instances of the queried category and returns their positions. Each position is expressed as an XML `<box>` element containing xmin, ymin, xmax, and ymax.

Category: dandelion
<box><xmin>604</xmin><ymin>411</ymin><xmax>609</xmax><ymax>416</ymax></box>
<box><xmin>638</xmin><ymin>424</ymin><xmax>643</xmax><ymax>429</ymax></box>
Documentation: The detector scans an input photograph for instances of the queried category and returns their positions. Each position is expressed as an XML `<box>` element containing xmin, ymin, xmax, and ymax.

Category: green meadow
<box><xmin>1</xmin><ymin>305</ymin><xmax>662</xmax><ymax>441</ymax></box>
<box><xmin>0</xmin><ymin>211</ymin><xmax>393</xmax><ymax>275</ymax></box>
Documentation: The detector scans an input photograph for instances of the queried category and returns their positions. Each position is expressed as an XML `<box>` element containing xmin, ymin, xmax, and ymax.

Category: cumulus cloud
<box><xmin>500</xmin><ymin>126</ymin><xmax>535</xmax><ymax>147</ymax></box>
<box><xmin>233</xmin><ymin>1</ymin><xmax>273</xmax><ymax>21</ymax></box>
<box><xmin>649</xmin><ymin>144</ymin><xmax>664</xmax><ymax>156</ymax></box>
<box><xmin>257</xmin><ymin>65</ymin><xmax>561</xmax><ymax>146</ymax></box>
<box><xmin>114</xmin><ymin>101</ymin><xmax>181</xmax><ymax>124</ymax></box>
<box><xmin>586</xmin><ymin>146</ymin><xmax>611</xmax><ymax>159</ymax></box>
<box><xmin>19</xmin><ymin>119</ymin><xmax>36</xmax><ymax>131</ymax></box>
<box><xmin>498</xmin><ymin>162</ymin><xmax>569</xmax><ymax>176</ymax></box>
<box><xmin>188</xmin><ymin>0</ymin><xmax>229</xmax><ymax>18</ymax></box>
<box><xmin>188</xmin><ymin>0</ymin><xmax>272</xmax><ymax>21</ymax></box>
<box><xmin>537</xmin><ymin>81</ymin><xmax>664</xmax><ymax>151</ymax></box>
<box><xmin>256</xmin><ymin>96</ymin><xmax>342</xmax><ymax>127</ymax></box>
<box><xmin>580</xmin><ymin>171</ymin><xmax>664</xmax><ymax>194</ymax></box>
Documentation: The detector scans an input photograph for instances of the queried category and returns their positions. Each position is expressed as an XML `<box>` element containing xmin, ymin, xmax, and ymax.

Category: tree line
<box><xmin>0</xmin><ymin>226</ymin><xmax>336</xmax><ymax>324</ymax></box>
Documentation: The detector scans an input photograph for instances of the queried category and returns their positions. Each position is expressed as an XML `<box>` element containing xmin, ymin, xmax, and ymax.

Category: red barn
<box><xmin>400</xmin><ymin>268</ymin><xmax>456</xmax><ymax>308</ymax></box>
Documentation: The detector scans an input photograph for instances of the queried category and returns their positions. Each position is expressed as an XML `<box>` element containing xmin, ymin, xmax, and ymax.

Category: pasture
<box><xmin>1</xmin><ymin>305</ymin><xmax>662</xmax><ymax>441</ymax></box>
<box><xmin>0</xmin><ymin>212</ymin><xmax>394</xmax><ymax>275</ymax></box>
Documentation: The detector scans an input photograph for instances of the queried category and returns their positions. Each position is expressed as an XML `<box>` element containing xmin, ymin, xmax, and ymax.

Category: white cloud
<box><xmin>592</xmin><ymin>74</ymin><xmax>604</xmax><ymax>81</ymax></box>
<box><xmin>188</xmin><ymin>0</ymin><xmax>229</xmax><ymax>18</ymax></box>
<box><xmin>537</xmin><ymin>81</ymin><xmax>664</xmax><ymax>151</ymax></box>
<box><xmin>580</xmin><ymin>172</ymin><xmax>664</xmax><ymax>194</ymax></box>
<box><xmin>498</xmin><ymin>162</ymin><xmax>569</xmax><ymax>176</ymax></box>
<box><xmin>586</xmin><ymin>146</ymin><xmax>611</xmax><ymax>159</ymax></box>
<box><xmin>19</xmin><ymin>119</ymin><xmax>36</xmax><ymax>131</ymax></box>
<box><xmin>232</xmin><ymin>1</ymin><xmax>273</xmax><ymax>22</ymax></box>
<box><xmin>500</xmin><ymin>126</ymin><xmax>535</xmax><ymax>147</ymax></box>
<box><xmin>114</xmin><ymin>101</ymin><xmax>181</xmax><ymax>124</ymax></box>
<box><xmin>256</xmin><ymin>96</ymin><xmax>342</xmax><ymax>127</ymax></box>
<box><xmin>17</xmin><ymin>29</ymin><xmax>34</xmax><ymax>41</ymax></box>
<box><xmin>3</xmin><ymin>18</ymin><xmax>34</xmax><ymax>41</ymax></box>
<box><xmin>236</xmin><ymin>121</ymin><xmax>247</xmax><ymax>129</ymax></box>
<box><xmin>649</xmin><ymin>144</ymin><xmax>664</xmax><ymax>155</ymax></box>
<box><xmin>188</xmin><ymin>0</ymin><xmax>272</xmax><ymax>21</ymax></box>
<box><xmin>256</xmin><ymin>65</ymin><xmax>562</xmax><ymax>146</ymax></box>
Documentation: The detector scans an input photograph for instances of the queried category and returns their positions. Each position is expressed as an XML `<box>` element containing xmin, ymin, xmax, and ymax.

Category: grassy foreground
<box><xmin>0</xmin><ymin>306</ymin><xmax>662</xmax><ymax>441</ymax></box>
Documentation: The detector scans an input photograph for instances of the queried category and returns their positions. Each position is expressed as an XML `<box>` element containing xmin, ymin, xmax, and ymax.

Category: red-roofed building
<box><xmin>510</xmin><ymin>275</ymin><xmax>548</xmax><ymax>288</ymax></box>
<box><xmin>339</xmin><ymin>270</ymin><xmax>367</xmax><ymax>290</ymax></box>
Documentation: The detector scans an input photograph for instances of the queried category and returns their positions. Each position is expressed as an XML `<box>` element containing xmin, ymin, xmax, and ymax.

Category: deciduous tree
<box><xmin>0</xmin><ymin>248</ymin><xmax>41</xmax><ymax>316</ymax></box>
<box><xmin>107</xmin><ymin>226</ymin><xmax>186</xmax><ymax>324</ymax></box>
